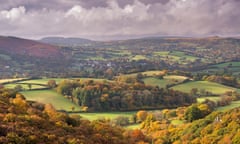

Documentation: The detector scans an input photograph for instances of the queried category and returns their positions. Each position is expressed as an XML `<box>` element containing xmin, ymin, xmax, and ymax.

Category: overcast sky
<box><xmin>0</xmin><ymin>0</ymin><xmax>239</xmax><ymax>40</ymax></box>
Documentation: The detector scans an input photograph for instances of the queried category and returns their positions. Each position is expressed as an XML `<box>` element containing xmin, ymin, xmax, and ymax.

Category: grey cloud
<box><xmin>0</xmin><ymin>0</ymin><xmax>171</xmax><ymax>10</ymax></box>
<box><xmin>0</xmin><ymin>0</ymin><xmax>239</xmax><ymax>40</ymax></box>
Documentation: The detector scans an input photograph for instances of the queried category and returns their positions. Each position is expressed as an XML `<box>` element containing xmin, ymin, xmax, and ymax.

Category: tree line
<box><xmin>56</xmin><ymin>79</ymin><xmax>196</xmax><ymax>111</ymax></box>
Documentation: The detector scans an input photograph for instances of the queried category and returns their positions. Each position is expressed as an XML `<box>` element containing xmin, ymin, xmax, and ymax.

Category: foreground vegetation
<box><xmin>140</xmin><ymin>107</ymin><xmax>240</xmax><ymax>144</ymax></box>
<box><xmin>0</xmin><ymin>88</ymin><xmax>149</xmax><ymax>143</ymax></box>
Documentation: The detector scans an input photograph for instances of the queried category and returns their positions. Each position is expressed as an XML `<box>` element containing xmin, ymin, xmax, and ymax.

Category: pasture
<box><xmin>197</xmin><ymin>97</ymin><xmax>220</xmax><ymax>103</ymax></box>
<box><xmin>76</xmin><ymin>111</ymin><xmax>136</xmax><ymax>121</ymax></box>
<box><xmin>18</xmin><ymin>78</ymin><xmax>65</xmax><ymax>85</ymax></box>
<box><xmin>0</xmin><ymin>78</ymin><xmax>27</xmax><ymax>84</ymax></box>
<box><xmin>171</xmin><ymin>81</ymin><xmax>236</xmax><ymax>95</ymax></box>
<box><xmin>154</xmin><ymin>50</ymin><xmax>198</xmax><ymax>64</ymax></box>
<box><xmin>4</xmin><ymin>83</ymin><xmax>47</xmax><ymax>90</ymax></box>
<box><xmin>119</xmin><ymin>70</ymin><xmax>166</xmax><ymax>78</ymax></box>
<box><xmin>21</xmin><ymin>90</ymin><xmax>82</xmax><ymax>111</ymax></box>
<box><xmin>201</xmin><ymin>61</ymin><xmax>240</xmax><ymax>75</ymax></box>
<box><xmin>143</xmin><ymin>75</ymin><xmax>188</xmax><ymax>88</ymax></box>
<box><xmin>131</xmin><ymin>55</ymin><xmax>147</xmax><ymax>61</ymax></box>
<box><xmin>216</xmin><ymin>100</ymin><xmax>240</xmax><ymax>112</ymax></box>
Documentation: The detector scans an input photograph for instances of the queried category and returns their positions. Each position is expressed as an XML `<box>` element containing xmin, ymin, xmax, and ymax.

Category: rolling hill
<box><xmin>0</xmin><ymin>36</ymin><xmax>70</xmax><ymax>78</ymax></box>
<box><xmin>0</xmin><ymin>36</ymin><xmax>62</xmax><ymax>58</ymax></box>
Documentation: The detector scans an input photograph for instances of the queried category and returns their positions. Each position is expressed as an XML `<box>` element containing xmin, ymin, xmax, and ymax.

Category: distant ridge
<box><xmin>0</xmin><ymin>36</ymin><xmax>62</xmax><ymax>58</ymax></box>
<box><xmin>40</xmin><ymin>37</ymin><xmax>95</xmax><ymax>46</ymax></box>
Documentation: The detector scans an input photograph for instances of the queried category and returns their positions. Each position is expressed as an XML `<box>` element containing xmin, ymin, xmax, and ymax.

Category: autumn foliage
<box><xmin>0</xmin><ymin>88</ymin><xmax>149</xmax><ymax>144</ymax></box>
<box><xmin>56</xmin><ymin>79</ymin><xmax>195</xmax><ymax>111</ymax></box>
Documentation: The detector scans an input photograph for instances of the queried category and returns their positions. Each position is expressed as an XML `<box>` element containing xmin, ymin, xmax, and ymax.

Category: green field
<box><xmin>120</xmin><ymin>70</ymin><xmax>165</xmax><ymax>78</ymax></box>
<box><xmin>212</xmin><ymin>62</ymin><xmax>240</xmax><ymax>68</ymax></box>
<box><xmin>154</xmin><ymin>50</ymin><xmax>198</xmax><ymax>64</ymax></box>
<box><xmin>143</xmin><ymin>75</ymin><xmax>188</xmax><ymax>88</ymax></box>
<box><xmin>131</xmin><ymin>55</ymin><xmax>147</xmax><ymax>61</ymax></box>
<box><xmin>76</xmin><ymin>111</ymin><xmax>136</xmax><ymax>121</ymax></box>
<box><xmin>21</xmin><ymin>90</ymin><xmax>81</xmax><ymax>111</ymax></box>
<box><xmin>154</xmin><ymin>51</ymin><xmax>169</xmax><ymax>56</ymax></box>
<box><xmin>171</xmin><ymin>81</ymin><xmax>235</xmax><ymax>95</ymax></box>
<box><xmin>76</xmin><ymin>111</ymin><xmax>141</xmax><ymax>129</ymax></box>
<box><xmin>0</xmin><ymin>78</ymin><xmax>27</xmax><ymax>84</ymax></box>
<box><xmin>164</xmin><ymin>75</ymin><xmax>188</xmax><ymax>81</ymax></box>
<box><xmin>4</xmin><ymin>83</ymin><xmax>47</xmax><ymax>90</ymax></box>
<box><xmin>201</xmin><ymin>61</ymin><xmax>240</xmax><ymax>75</ymax></box>
<box><xmin>216</xmin><ymin>100</ymin><xmax>240</xmax><ymax>112</ymax></box>
<box><xmin>143</xmin><ymin>77</ymin><xmax>169</xmax><ymax>88</ymax></box>
<box><xmin>17</xmin><ymin>78</ymin><xmax>111</xmax><ymax>86</ymax></box>
<box><xmin>197</xmin><ymin>96</ymin><xmax>220</xmax><ymax>103</ymax></box>
<box><xmin>18</xmin><ymin>78</ymin><xmax>65</xmax><ymax>85</ymax></box>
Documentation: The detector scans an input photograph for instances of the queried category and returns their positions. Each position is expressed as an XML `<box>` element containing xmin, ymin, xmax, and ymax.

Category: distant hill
<box><xmin>0</xmin><ymin>36</ymin><xmax>69</xmax><ymax>78</ymax></box>
<box><xmin>0</xmin><ymin>36</ymin><xmax>62</xmax><ymax>58</ymax></box>
<box><xmin>40</xmin><ymin>37</ymin><xmax>95</xmax><ymax>46</ymax></box>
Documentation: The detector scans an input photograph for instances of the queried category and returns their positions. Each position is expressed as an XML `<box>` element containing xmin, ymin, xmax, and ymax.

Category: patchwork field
<box><xmin>153</xmin><ymin>50</ymin><xmax>199</xmax><ymax>64</ymax></box>
<box><xmin>2</xmin><ymin>73</ymin><xmax>240</xmax><ymax>126</ymax></box>
<box><xmin>201</xmin><ymin>61</ymin><xmax>240</xmax><ymax>75</ymax></box>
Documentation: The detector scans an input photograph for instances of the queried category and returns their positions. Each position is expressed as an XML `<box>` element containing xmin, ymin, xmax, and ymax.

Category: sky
<box><xmin>0</xmin><ymin>0</ymin><xmax>239</xmax><ymax>40</ymax></box>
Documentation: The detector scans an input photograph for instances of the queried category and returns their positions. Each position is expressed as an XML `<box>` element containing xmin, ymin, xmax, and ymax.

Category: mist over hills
<box><xmin>40</xmin><ymin>37</ymin><xmax>95</xmax><ymax>46</ymax></box>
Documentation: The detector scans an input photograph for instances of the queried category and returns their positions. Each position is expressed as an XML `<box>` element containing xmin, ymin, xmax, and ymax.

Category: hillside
<box><xmin>0</xmin><ymin>36</ymin><xmax>70</xmax><ymax>78</ymax></box>
<box><xmin>0</xmin><ymin>88</ymin><xmax>149</xmax><ymax>144</ymax></box>
<box><xmin>142</xmin><ymin>107</ymin><xmax>240</xmax><ymax>143</ymax></box>
<box><xmin>0</xmin><ymin>36</ymin><xmax>62</xmax><ymax>58</ymax></box>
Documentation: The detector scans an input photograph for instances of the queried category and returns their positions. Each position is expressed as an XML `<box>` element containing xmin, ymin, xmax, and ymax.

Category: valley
<box><xmin>1</xmin><ymin>36</ymin><xmax>240</xmax><ymax>143</ymax></box>
<box><xmin>0</xmin><ymin>0</ymin><xmax>239</xmax><ymax>143</ymax></box>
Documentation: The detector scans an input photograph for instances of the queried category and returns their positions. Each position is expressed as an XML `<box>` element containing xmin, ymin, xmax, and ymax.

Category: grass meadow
<box><xmin>143</xmin><ymin>75</ymin><xmax>188</xmax><ymax>88</ymax></box>
<box><xmin>76</xmin><ymin>111</ymin><xmax>136</xmax><ymax>121</ymax></box>
<box><xmin>216</xmin><ymin>100</ymin><xmax>240</xmax><ymax>112</ymax></box>
<box><xmin>4</xmin><ymin>83</ymin><xmax>47</xmax><ymax>90</ymax></box>
<box><xmin>21</xmin><ymin>90</ymin><xmax>82</xmax><ymax>111</ymax></box>
<box><xmin>197</xmin><ymin>96</ymin><xmax>220</xmax><ymax>103</ymax></box>
<box><xmin>0</xmin><ymin>78</ymin><xmax>27</xmax><ymax>84</ymax></box>
<box><xmin>171</xmin><ymin>81</ymin><xmax>235</xmax><ymax>95</ymax></box>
